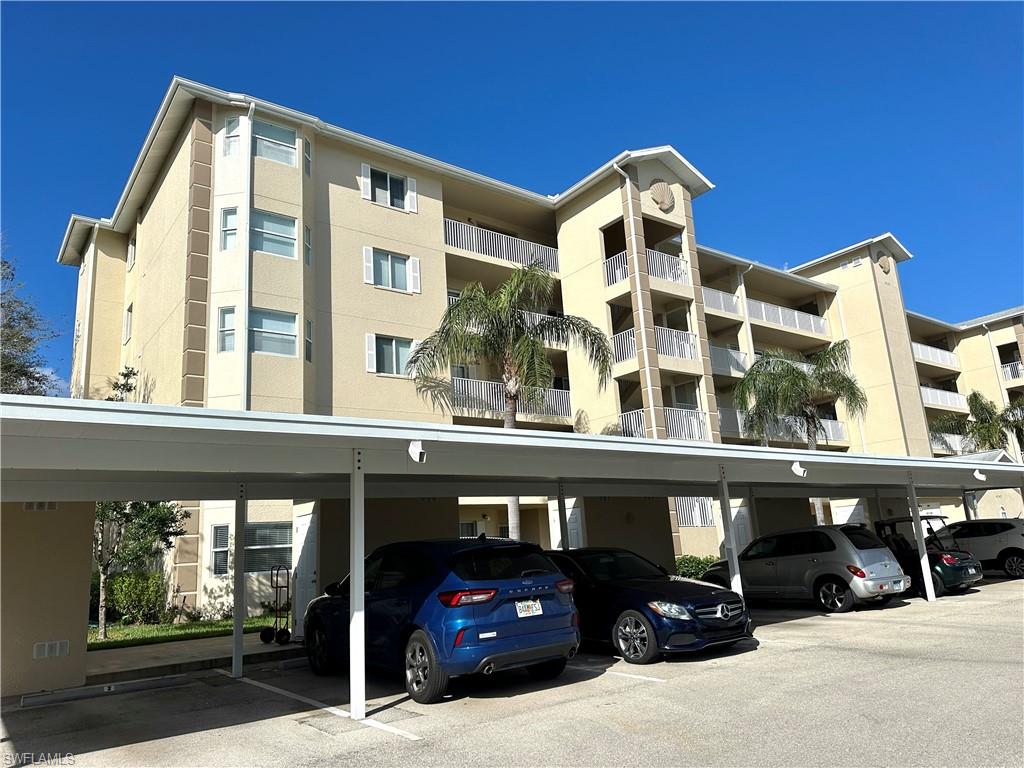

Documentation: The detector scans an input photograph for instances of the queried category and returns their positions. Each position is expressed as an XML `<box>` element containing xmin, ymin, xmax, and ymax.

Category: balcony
<box><xmin>919</xmin><ymin>385</ymin><xmax>968</xmax><ymax>412</ymax></box>
<box><xmin>912</xmin><ymin>341</ymin><xmax>959</xmax><ymax>370</ymax></box>
<box><xmin>931</xmin><ymin>433</ymin><xmax>970</xmax><ymax>455</ymax></box>
<box><xmin>1002</xmin><ymin>361</ymin><xmax>1024</xmax><ymax>382</ymax></box>
<box><xmin>746</xmin><ymin>298</ymin><xmax>828</xmax><ymax>336</ymax></box>
<box><xmin>719</xmin><ymin>407</ymin><xmax>847</xmax><ymax>444</ymax></box>
<box><xmin>451</xmin><ymin>377</ymin><xmax>571</xmax><ymax>418</ymax></box>
<box><xmin>618</xmin><ymin>408</ymin><xmax>711</xmax><ymax>441</ymax></box>
<box><xmin>611</xmin><ymin>330</ymin><xmax>636</xmax><ymax>364</ymax></box>
<box><xmin>619</xmin><ymin>409</ymin><xmax>646</xmax><ymax>437</ymax></box>
<box><xmin>602</xmin><ymin>249</ymin><xmax>690</xmax><ymax>288</ymax></box>
<box><xmin>655</xmin><ymin>327</ymin><xmax>699</xmax><ymax>361</ymax></box>
<box><xmin>444</xmin><ymin>218</ymin><xmax>559</xmax><ymax>272</ymax></box>
<box><xmin>604</xmin><ymin>251</ymin><xmax>629</xmax><ymax>286</ymax></box>
<box><xmin>702</xmin><ymin>286</ymin><xmax>741</xmax><ymax>315</ymax></box>
<box><xmin>710</xmin><ymin>346</ymin><xmax>749</xmax><ymax>377</ymax></box>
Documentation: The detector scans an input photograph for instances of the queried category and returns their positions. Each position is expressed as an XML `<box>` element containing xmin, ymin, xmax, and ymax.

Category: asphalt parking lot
<box><xmin>3</xmin><ymin>579</ymin><xmax>1022</xmax><ymax>767</ymax></box>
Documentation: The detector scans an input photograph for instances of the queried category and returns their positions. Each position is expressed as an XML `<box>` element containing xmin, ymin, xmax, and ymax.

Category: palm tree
<box><xmin>733</xmin><ymin>340</ymin><xmax>867</xmax><ymax>450</ymax></box>
<box><xmin>409</xmin><ymin>262</ymin><xmax>612</xmax><ymax>539</ymax></box>
<box><xmin>929</xmin><ymin>391</ymin><xmax>1024</xmax><ymax>454</ymax></box>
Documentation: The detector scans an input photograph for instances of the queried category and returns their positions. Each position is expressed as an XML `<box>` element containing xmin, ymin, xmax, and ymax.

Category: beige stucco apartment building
<box><xmin>58</xmin><ymin>78</ymin><xmax>1023</xmax><ymax>615</ymax></box>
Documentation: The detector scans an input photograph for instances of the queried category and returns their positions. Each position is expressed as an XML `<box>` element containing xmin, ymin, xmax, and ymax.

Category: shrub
<box><xmin>675</xmin><ymin>554</ymin><xmax>720</xmax><ymax>580</ymax></box>
<box><xmin>110</xmin><ymin>571</ymin><xmax>168</xmax><ymax>624</ymax></box>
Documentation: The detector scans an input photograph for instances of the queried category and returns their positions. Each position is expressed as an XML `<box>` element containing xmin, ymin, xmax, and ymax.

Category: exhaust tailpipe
<box><xmin>482</xmin><ymin>663</ymin><xmax>495</xmax><ymax>675</ymax></box>
<box><xmin>568</xmin><ymin>646</ymin><xmax>578</xmax><ymax>660</ymax></box>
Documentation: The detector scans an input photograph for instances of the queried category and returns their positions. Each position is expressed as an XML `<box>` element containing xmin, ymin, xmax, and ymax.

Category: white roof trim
<box><xmin>788</xmin><ymin>232</ymin><xmax>914</xmax><ymax>274</ymax></box>
<box><xmin>697</xmin><ymin>244</ymin><xmax>838</xmax><ymax>293</ymax></box>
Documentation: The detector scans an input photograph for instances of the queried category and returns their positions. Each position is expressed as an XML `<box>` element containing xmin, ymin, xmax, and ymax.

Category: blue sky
<box><xmin>2</xmin><ymin>2</ymin><xmax>1022</xmax><ymax>384</ymax></box>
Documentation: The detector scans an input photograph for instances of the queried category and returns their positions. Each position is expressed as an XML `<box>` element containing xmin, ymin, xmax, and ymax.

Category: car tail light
<box><xmin>940</xmin><ymin>554</ymin><xmax>957</xmax><ymax>566</ymax></box>
<box><xmin>437</xmin><ymin>589</ymin><xmax>497</xmax><ymax>607</ymax></box>
<box><xmin>556</xmin><ymin>578</ymin><xmax>575</xmax><ymax>594</ymax></box>
<box><xmin>453</xmin><ymin>628</ymin><xmax>466</xmax><ymax>647</ymax></box>
<box><xmin>846</xmin><ymin>565</ymin><xmax>866</xmax><ymax>578</ymax></box>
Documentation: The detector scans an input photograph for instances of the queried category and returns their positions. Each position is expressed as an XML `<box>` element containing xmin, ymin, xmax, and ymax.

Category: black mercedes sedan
<box><xmin>545</xmin><ymin>547</ymin><xmax>753</xmax><ymax>664</ymax></box>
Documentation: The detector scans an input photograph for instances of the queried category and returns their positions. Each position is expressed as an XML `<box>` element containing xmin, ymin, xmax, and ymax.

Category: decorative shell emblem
<box><xmin>874</xmin><ymin>249</ymin><xmax>892</xmax><ymax>274</ymax></box>
<box><xmin>649</xmin><ymin>178</ymin><xmax>675</xmax><ymax>212</ymax></box>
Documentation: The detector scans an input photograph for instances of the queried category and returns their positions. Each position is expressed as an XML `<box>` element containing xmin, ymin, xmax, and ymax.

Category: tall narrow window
<box><xmin>218</xmin><ymin>307</ymin><xmax>236</xmax><ymax>352</ymax></box>
<box><xmin>224</xmin><ymin>116</ymin><xmax>241</xmax><ymax>156</ymax></box>
<box><xmin>250</xmin><ymin>308</ymin><xmax>297</xmax><ymax>356</ymax></box>
<box><xmin>126</xmin><ymin>238</ymin><xmax>136</xmax><ymax>271</ymax></box>
<box><xmin>122</xmin><ymin>303</ymin><xmax>133</xmax><ymax>344</ymax></box>
<box><xmin>303</xmin><ymin>225</ymin><xmax>312</xmax><ymax>266</ymax></box>
<box><xmin>212</xmin><ymin>525</ymin><xmax>229</xmax><ymax>575</ymax></box>
<box><xmin>221</xmin><ymin>208</ymin><xmax>238</xmax><ymax>251</ymax></box>
<box><xmin>303</xmin><ymin>138</ymin><xmax>312</xmax><ymax>176</ymax></box>
<box><xmin>374</xmin><ymin>335</ymin><xmax>412</xmax><ymax>375</ymax></box>
<box><xmin>253</xmin><ymin>120</ymin><xmax>297</xmax><ymax>166</ymax></box>
<box><xmin>304</xmin><ymin>319</ymin><xmax>313</xmax><ymax>362</ymax></box>
<box><xmin>250</xmin><ymin>210</ymin><xmax>296</xmax><ymax>258</ymax></box>
<box><xmin>366</xmin><ymin>166</ymin><xmax>408</xmax><ymax>210</ymax></box>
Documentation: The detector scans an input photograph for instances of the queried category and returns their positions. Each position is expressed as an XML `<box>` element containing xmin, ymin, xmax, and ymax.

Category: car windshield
<box><xmin>451</xmin><ymin>545</ymin><xmax>556</xmax><ymax>581</ymax></box>
<box><xmin>572</xmin><ymin>551</ymin><xmax>664</xmax><ymax>582</ymax></box>
<box><xmin>840</xmin><ymin>526</ymin><xmax>889</xmax><ymax>551</ymax></box>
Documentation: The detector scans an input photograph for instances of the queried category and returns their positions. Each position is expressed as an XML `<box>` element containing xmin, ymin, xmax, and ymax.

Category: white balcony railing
<box><xmin>646</xmin><ymin>249</ymin><xmax>690</xmax><ymax>286</ymax></box>
<box><xmin>710</xmin><ymin>346</ymin><xmax>749</xmax><ymax>376</ymax></box>
<box><xmin>931</xmin><ymin>433</ymin><xmax>969</xmax><ymax>454</ymax></box>
<box><xmin>675</xmin><ymin>496</ymin><xmax>715</xmax><ymax>528</ymax></box>
<box><xmin>612</xmin><ymin>329</ymin><xmax>637</xmax><ymax>364</ymax></box>
<box><xmin>746</xmin><ymin>298</ymin><xmax>829</xmax><ymax>335</ymax></box>
<box><xmin>920</xmin><ymin>385</ymin><xmax>968</xmax><ymax>410</ymax></box>
<box><xmin>912</xmin><ymin>341</ymin><xmax>959</xmax><ymax>369</ymax></box>
<box><xmin>619</xmin><ymin>409</ymin><xmax>646</xmax><ymax>437</ymax></box>
<box><xmin>604</xmin><ymin>251</ymin><xmax>629</xmax><ymax>286</ymax></box>
<box><xmin>718</xmin><ymin>408</ymin><xmax>847</xmax><ymax>443</ymax></box>
<box><xmin>665</xmin><ymin>407</ymin><xmax>711</xmax><ymax>441</ymax></box>
<box><xmin>451</xmin><ymin>377</ymin><xmax>570</xmax><ymax>418</ymax></box>
<box><xmin>702</xmin><ymin>286</ymin><xmax>741</xmax><ymax>315</ymax></box>
<box><xmin>444</xmin><ymin>218</ymin><xmax>559</xmax><ymax>272</ymax></box>
<box><xmin>655</xmin><ymin>327</ymin><xmax>699</xmax><ymax>361</ymax></box>
<box><xmin>1002</xmin><ymin>361</ymin><xmax>1024</xmax><ymax>381</ymax></box>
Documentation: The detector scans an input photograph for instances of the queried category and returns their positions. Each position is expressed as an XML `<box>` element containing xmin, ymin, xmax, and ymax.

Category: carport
<box><xmin>3</xmin><ymin>394</ymin><xmax>1022</xmax><ymax>719</ymax></box>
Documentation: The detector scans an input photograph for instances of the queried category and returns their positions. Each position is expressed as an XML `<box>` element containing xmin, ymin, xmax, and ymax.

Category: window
<box><xmin>571</xmin><ymin>551</ymin><xmax>664</xmax><ymax>582</ymax></box>
<box><xmin>224</xmin><ymin>116</ymin><xmax>241</xmax><ymax>156</ymax></box>
<box><xmin>304</xmin><ymin>319</ymin><xmax>313</xmax><ymax>362</ymax></box>
<box><xmin>303</xmin><ymin>226</ymin><xmax>312</xmax><ymax>266</ymax></box>
<box><xmin>784</xmin><ymin>531</ymin><xmax>837</xmax><ymax>555</ymax></box>
<box><xmin>122</xmin><ymin>303</ymin><xmax>133</xmax><ymax>344</ymax></box>
<box><xmin>303</xmin><ymin>138</ymin><xmax>311</xmax><ymax>176</ymax></box>
<box><xmin>126</xmin><ymin>238</ymin><xmax>136</xmax><ymax>271</ymax></box>
<box><xmin>243</xmin><ymin>522</ymin><xmax>292</xmax><ymax>573</ymax></box>
<box><xmin>451</xmin><ymin>545</ymin><xmax>557</xmax><ymax>581</ymax></box>
<box><xmin>458</xmin><ymin>521</ymin><xmax>478</xmax><ymax>538</ymax></box>
<box><xmin>212</xmin><ymin>525</ymin><xmax>229</xmax><ymax>575</ymax></box>
<box><xmin>675</xmin><ymin>497</ymin><xmax>714</xmax><ymax>527</ymax></box>
<box><xmin>360</xmin><ymin>163</ymin><xmax>417</xmax><ymax>212</ymax></box>
<box><xmin>741</xmin><ymin>537</ymin><xmax>779</xmax><ymax>561</ymax></box>
<box><xmin>498</xmin><ymin>525</ymin><xmax>510</xmax><ymax>538</ymax></box>
<box><xmin>253</xmin><ymin>120</ymin><xmax>297</xmax><ymax>166</ymax></box>
<box><xmin>363</xmin><ymin>247</ymin><xmax>419</xmax><ymax>292</ymax></box>
<box><xmin>251</xmin><ymin>210</ymin><xmax>297</xmax><ymax>258</ymax></box>
<box><xmin>221</xmin><ymin>208</ymin><xmax>238</xmax><ymax>251</ymax></box>
<box><xmin>250</xmin><ymin>308</ymin><xmax>297</xmax><ymax>356</ymax></box>
<box><xmin>840</xmin><ymin>526</ymin><xmax>888</xmax><ymax>551</ymax></box>
<box><xmin>451</xmin><ymin>364</ymin><xmax>469</xmax><ymax>379</ymax></box>
<box><xmin>369</xmin><ymin>334</ymin><xmax>413</xmax><ymax>375</ymax></box>
<box><xmin>218</xmin><ymin>307</ymin><xmax>236</xmax><ymax>352</ymax></box>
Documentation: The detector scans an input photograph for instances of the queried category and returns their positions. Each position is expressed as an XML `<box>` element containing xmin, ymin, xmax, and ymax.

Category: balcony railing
<box><xmin>655</xmin><ymin>327</ymin><xmax>699</xmax><ymax>361</ymax></box>
<box><xmin>931</xmin><ymin>433</ymin><xmax>969</xmax><ymax>454</ymax></box>
<box><xmin>604</xmin><ymin>251</ymin><xmax>629</xmax><ymax>286</ymax></box>
<box><xmin>702</xmin><ymin>286</ymin><xmax>741</xmax><ymax>315</ymax></box>
<box><xmin>710</xmin><ymin>346</ymin><xmax>749</xmax><ymax>376</ymax></box>
<box><xmin>746</xmin><ymin>298</ymin><xmax>829</xmax><ymax>335</ymax></box>
<box><xmin>665</xmin><ymin>407</ymin><xmax>711</xmax><ymax>441</ymax></box>
<box><xmin>675</xmin><ymin>496</ymin><xmax>715</xmax><ymax>528</ymax></box>
<box><xmin>912</xmin><ymin>341</ymin><xmax>959</xmax><ymax>369</ymax></box>
<box><xmin>1002</xmin><ymin>361</ymin><xmax>1024</xmax><ymax>381</ymax></box>
<box><xmin>612</xmin><ymin>329</ymin><xmax>637</xmax><ymax>364</ymax></box>
<box><xmin>919</xmin><ymin>385</ymin><xmax>968</xmax><ymax>410</ymax></box>
<box><xmin>619</xmin><ymin>409</ymin><xmax>645</xmax><ymax>437</ymax></box>
<box><xmin>719</xmin><ymin>407</ymin><xmax>847</xmax><ymax>443</ymax></box>
<box><xmin>444</xmin><ymin>218</ymin><xmax>559</xmax><ymax>272</ymax></box>
<box><xmin>451</xmin><ymin>377</ymin><xmax>570</xmax><ymax>418</ymax></box>
<box><xmin>646</xmin><ymin>249</ymin><xmax>690</xmax><ymax>286</ymax></box>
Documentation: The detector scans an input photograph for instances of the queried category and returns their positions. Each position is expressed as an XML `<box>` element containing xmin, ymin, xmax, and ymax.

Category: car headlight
<box><xmin>648</xmin><ymin>601</ymin><xmax>693</xmax><ymax>620</ymax></box>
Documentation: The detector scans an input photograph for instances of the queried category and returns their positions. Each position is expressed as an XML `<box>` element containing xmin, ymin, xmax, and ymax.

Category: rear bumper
<box><xmin>444</xmin><ymin>628</ymin><xmax>580</xmax><ymax>677</ymax></box>
<box><xmin>939</xmin><ymin>564</ymin><xmax>984</xmax><ymax>588</ymax></box>
<box><xmin>653</xmin><ymin>616</ymin><xmax>753</xmax><ymax>652</ymax></box>
<box><xmin>851</xmin><ymin>575</ymin><xmax>910</xmax><ymax>599</ymax></box>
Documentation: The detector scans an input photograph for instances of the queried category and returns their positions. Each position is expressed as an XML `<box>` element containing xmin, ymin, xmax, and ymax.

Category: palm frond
<box><xmin>531</xmin><ymin>314</ymin><xmax>613</xmax><ymax>389</ymax></box>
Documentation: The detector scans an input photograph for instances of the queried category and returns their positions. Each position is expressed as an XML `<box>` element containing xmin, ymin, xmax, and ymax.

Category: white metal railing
<box><xmin>912</xmin><ymin>341</ymin><xmax>959</xmax><ymax>369</ymax></box>
<box><xmin>931</xmin><ymin>433</ymin><xmax>969</xmax><ymax>454</ymax></box>
<box><xmin>718</xmin><ymin>407</ymin><xmax>846</xmax><ymax>443</ymax></box>
<box><xmin>447</xmin><ymin>296</ymin><xmax>557</xmax><ymax>333</ymax></box>
<box><xmin>1002</xmin><ymin>361</ymin><xmax>1024</xmax><ymax>381</ymax></box>
<box><xmin>646</xmin><ymin>249</ymin><xmax>690</xmax><ymax>285</ymax></box>
<box><xmin>665</xmin><ymin>407</ymin><xmax>711</xmax><ymax>441</ymax></box>
<box><xmin>612</xmin><ymin>329</ymin><xmax>637</xmax><ymax>364</ymax></box>
<box><xmin>702</xmin><ymin>286</ymin><xmax>741</xmax><ymax>315</ymax></box>
<box><xmin>710</xmin><ymin>346</ymin><xmax>748</xmax><ymax>376</ymax></box>
<box><xmin>746</xmin><ymin>298</ymin><xmax>829</xmax><ymax>335</ymax></box>
<box><xmin>655</xmin><ymin>327</ymin><xmax>699</xmax><ymax>361</ymax></box>
<box><xmin>619</xmin><ymin>409</ymin><xmax>646</xmax><ymax>437</ymax></box>
<box><xmin>752</xmin><ymin>351</ymin><xmax>814</xmax><ymax>374</ymax></box>
<box><xmin>675</xmin><ymin>496</ymin><xmax>715</xmax><ymax>528</ymax></box>
<box><xmin>920</xmin><ymin>385</ymin><xmax>968</xmax><ymax>410</ymax></box>
<box><xmin>451</xmin><ymin>377</ymin><xmax>570</xmax><ymax>418</ymax></box>
<box><xmin>444</xmin><ymin>218</ymin><xmax>559</xmax><ymax>272</ymax></box>
<box><xmin>604</xmin><ymin>251</ymin><xmax>629</xmax><ymax>286</ymax></box>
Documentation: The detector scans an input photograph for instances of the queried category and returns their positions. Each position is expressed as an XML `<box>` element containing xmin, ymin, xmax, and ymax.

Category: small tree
<box><xmin>105</xmin><ymin>366</ymin><xmax>139</xmax><ymax>402</ymax></box>
<box><xmin>93</xmin><ymin>501</ymin><xmax>189</xmax><ymax>637</ymax></box>
<box><xmin>0</xmin><ymin>259</ymin><xmax>59</xmax><ymax>395</ymax></box>
<box><xmin>929</xmin><ymin>391</ymin><xmax>1024</xmax><ymax>454</ymax></box>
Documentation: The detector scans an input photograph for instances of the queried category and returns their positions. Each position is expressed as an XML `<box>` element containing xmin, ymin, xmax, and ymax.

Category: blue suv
<box><xmin>303</xmin><ymin>538</ymin><xmax>579</xmax><ymax>703</ymax></box>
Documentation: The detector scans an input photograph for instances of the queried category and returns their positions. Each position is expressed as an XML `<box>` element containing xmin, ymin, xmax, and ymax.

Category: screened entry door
<box><xmin>291</xmin><ymin>503</ymin><xmax>318</xmax><ymax>641</ymax></box>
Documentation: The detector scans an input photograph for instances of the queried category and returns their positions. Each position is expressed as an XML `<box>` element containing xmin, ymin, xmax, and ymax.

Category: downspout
<box><xmin>612</xmin><ymin>162</ymin><xmax>658</xmax><ymax>437</ymax></box>
<box><xmin>240</xmin><ymin>100</ymin><xmax>255</xmax><ymax>410</ymax></box>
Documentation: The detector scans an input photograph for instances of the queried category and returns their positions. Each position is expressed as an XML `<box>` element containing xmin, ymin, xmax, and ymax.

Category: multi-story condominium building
<box><xmin>59</xmin><ymin>78</ymin><xmax>1023</xmax><ymax>615</ymax></box>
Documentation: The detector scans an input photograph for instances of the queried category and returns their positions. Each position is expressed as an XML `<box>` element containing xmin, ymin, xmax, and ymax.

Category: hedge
<box><xmin>109</xmin><ymin>571</ymin><xmax>168</xmax><ymax>625</ymax></box>
<box><xmin>674</xmin><ymin>554</ymin><xmax>720</xmax><ymax>580</ymax></box>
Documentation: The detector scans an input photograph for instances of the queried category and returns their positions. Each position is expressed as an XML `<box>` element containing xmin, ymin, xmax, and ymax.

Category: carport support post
<box><xmin>961</xmin><ymin>488</ymin><xmax>974</xmax><ymax>520</ymax></box>
<box><xmin>717</xmin><ymin>465</ymin><xmax>743</xmax><ymax>596</ymax></box>
<box><xmin>232</xmin><ymin>483</ymin><xmax>247</xmax><ymax>678</ymax></box>
<box><xmin>557</xmin><ymin>481</ymin><xmax>570</xmax><ymax>550</ymax></box>
<box><xmin>907</xmin><ymin>473</ymin><xmax>936</xmax><ymax>602</ymax></box>
<box><xmin>349</xmin><ymin>449</ymin><xmax>366</xmax><ymax>720</ymax></box>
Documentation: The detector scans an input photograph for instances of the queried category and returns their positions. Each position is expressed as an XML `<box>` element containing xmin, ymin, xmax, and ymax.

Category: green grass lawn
<box><xmin>87</xmin><ymin>615</ymin><xmax>276</xmax><ymax>650</ymax></box>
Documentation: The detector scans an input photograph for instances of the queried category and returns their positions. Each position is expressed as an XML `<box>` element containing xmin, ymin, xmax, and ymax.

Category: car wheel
<box><xmin>930</xmin><ymin>573</ymin><xmax>946</xmax><ymax>598</ymax></box>
<box><xmin>815</xmin><ymin>578</ymin><xmax>855</xmax><ymax>613</ymax></box>
<box><xmin>1000</xmin><ymin>551</ymin><xmax>1024</xmax><ymax>579</ymax></box>
<box><xmin>306</xmin><ymin>622</ymin><xmax>336</xmax><ymax>676</ymax></box>
<box><xmin>404</xmin><ymin>630</ymin><xmax>448</xmax><ymax>704</ymax></box>
<box><xmin>613</xmin><ymin>610</ymin><xmax>660</xmax><ymax>665</ymax></box>
<box><xmin>526</xmin><ymin>658</ymin><xmax>567</xmax><ymax>681</ymax></box>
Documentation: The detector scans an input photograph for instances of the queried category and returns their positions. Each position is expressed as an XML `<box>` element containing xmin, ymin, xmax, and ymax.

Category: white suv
<box><xmin>931</xmin><ymin>518</ymin><xmax>1024</xmax><ymax>578</ymax></box>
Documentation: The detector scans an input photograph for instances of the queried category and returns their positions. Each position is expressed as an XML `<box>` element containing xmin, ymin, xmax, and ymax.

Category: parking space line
<box><xmin>214</xmin><ymin>669</ymin><xmax>422</xmax><ymax>741</ymax></box>
<box><xmin>568</xmin><ymin>664</ymin><xmax>666</xmax><ymax>683</ymax></box>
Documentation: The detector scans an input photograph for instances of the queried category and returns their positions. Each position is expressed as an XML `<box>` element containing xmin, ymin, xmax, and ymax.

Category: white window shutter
<box><xmin>410</xmin><ymin>257</ymin><xmax>421</xmax><ymax>293</ymax></box>
<box><xmin>365</xmin><ymin>333</ymin><xmax>376</xmax><ymax>372</ymax></box>
<box><xmin>406</xmin><ymin>177</ymin><xmax>417</xmax><ymax>213</ymax></box>
<box><xmin>362</xmin><ymin>246</ymin><xmax>374</xmax><ymax>284</ymax></box>
<box><xmin>360</xmin><ymin>163</ymin><xmax>371</xmax><ymax>200</ymax></box>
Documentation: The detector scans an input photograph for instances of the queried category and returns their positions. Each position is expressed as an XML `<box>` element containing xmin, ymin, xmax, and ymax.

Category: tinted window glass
<box><xmin>571</xmin><ymin>551</ymin><xmax>664</xmax><ymax>581</ymax></box>
<box><xmin>547</xmin><ymin>554</ymin><xmax>585</xmax><ymax>582</ymax></box>
<box><xmin>784</xmin><ymin>531</ymin><xmax>837</xmax><ymax>556</ymax></box>
<box><xmin>742</xmin><ymin>537</ymin><xmax>780</xmax><ymax>560</ymax></box>
<box><xmin>841</xmin><ymin>526</ymin><xmax>889</xmax><ymax>550</ymax></box>
<box><xmin>992</xmin><ymin>522</ymin><xmax>1015</xmax><ymax>534</ymax></box>
<box><xmin>452</xmin><ymin>545</ymin><xmax>555</xmax><ymax>581</ymax></box>
<box><xmin>375</xmin><ymin>550</ymin><xmax>434</xmax><ymax>590</ymax></box>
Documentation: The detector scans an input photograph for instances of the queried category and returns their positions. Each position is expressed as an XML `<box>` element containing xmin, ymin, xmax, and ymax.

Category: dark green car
<box><xmin>874</xmin><ymin>515</ymin><xmax>983</xmax><ymax>597</ymax></box>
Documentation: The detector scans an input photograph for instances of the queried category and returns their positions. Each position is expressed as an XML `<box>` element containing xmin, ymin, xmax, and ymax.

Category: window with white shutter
<box><xmin>365</xmin><ymin>333</ymin><xmax>376</xmax><ymax>372</ymax></box>
<box><xmin>409</xmin><ymin>258</ymin><xmax>421</xmax><ymax>293</ymax></box>
<box><xmin>362</xmin><ymin>163</ymin><xmax>415</xmax><ymax>212</ymax></box>
<box><xmin>212</xmin><ymin>524</ymin><xmax>229</xmax><ymax>575</ymax></box>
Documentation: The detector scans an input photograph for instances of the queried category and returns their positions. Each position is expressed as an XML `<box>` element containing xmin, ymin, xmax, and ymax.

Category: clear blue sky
<box><xmin>3</xmin><ymin>2</ymin><xmax>1022</xmax><ymax>385</ymax></box>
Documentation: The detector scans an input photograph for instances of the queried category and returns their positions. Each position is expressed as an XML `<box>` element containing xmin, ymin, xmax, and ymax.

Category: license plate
<box><xmin>967</xmin><ymin>568</ymin><xmax>977</xmax><ymax>575</ymax></box>
<box><xmin>515</xmin><ymin>598</ymin><xmax>543</xmax><ymax>618</ymax></box>
<box><xmin>892</xmin><ymin>580</ymin><xmax>903</xmax><ymax>591</ymax></box>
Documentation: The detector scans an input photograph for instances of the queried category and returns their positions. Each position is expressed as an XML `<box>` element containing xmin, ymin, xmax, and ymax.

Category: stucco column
<box><xmin>682</xmin><ymin>197</ymin><xmax>721</xmax><ymax>442</ymax></box>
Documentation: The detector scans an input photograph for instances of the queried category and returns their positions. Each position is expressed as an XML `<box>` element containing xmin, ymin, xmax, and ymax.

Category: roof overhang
<box><xmin>697</xmin><ymin>244</ymin><xmax>838</xmax><ymax>294</ymax></box>
<box><xmin>788</xmin><ymin>232</ymin><xmax>914</xmax><ymax>275</ymax></box>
